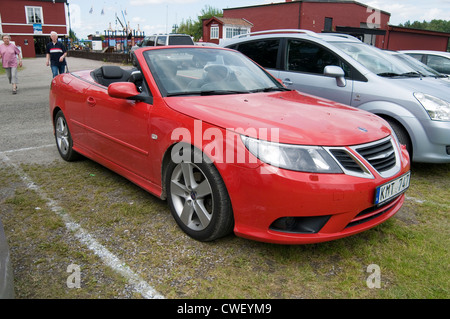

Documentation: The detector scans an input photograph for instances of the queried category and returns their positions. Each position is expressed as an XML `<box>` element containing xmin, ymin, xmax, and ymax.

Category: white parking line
<box><xmin>0</xmin><ymin>144</ymin><xmax>55</xmax><ymax>154</ymax></box>
<box><xmin>405</xmin><ymin>196</ymin><xmax>426</xmax><ymax>204</ymax></box>
<box><xmin>405</xmin><ymin>195</ymin><xmax>449</xmax><ymax>210</ymax></box>
<box><xmin>0</xmin><ymin>152</ymin><xmax>164</xmax><ymax>299</ymax></box>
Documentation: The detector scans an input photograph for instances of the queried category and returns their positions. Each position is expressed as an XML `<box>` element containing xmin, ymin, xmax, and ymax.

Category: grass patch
<box><xmin>1</xmin><ymin>160</ymin><xmax>449</xmax><ymax>299</ymax></box>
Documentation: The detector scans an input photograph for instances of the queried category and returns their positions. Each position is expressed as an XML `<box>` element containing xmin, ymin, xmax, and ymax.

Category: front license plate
<box><xmin>375</xmin><ymin>172</ymin><xmax>411</xmax><ymax>205</ymax></box>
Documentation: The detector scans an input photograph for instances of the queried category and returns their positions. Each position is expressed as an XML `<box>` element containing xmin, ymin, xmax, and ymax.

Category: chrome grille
<box><xmin>329</xmin><ymin>149</ymin><xmax>364</xmax><ymax>174</ymax></box>
<box><xmin>327</xmin><ymin>136</ymin><xmax>400</xmax><ymax>179</ymax></box>
<box><xmin>355</xmin><ymin>138</ymin><xmax>396</xmax><ymax>173</ymax></box>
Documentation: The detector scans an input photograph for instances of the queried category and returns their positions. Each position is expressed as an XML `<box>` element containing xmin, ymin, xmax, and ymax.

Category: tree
<box><xmin>177</xmin><ymin>5</ymin><xmax>223</xmax><ymax>41</ymax></box>
<box><xmin>69</xmin><ymin>29</ymin><xmax>78</xmax><ymax>43</ymax></box>
<box><xmin>399</xmin><ymin>19</ymin><xmax>450</xmax><ymax>33</ymax></box>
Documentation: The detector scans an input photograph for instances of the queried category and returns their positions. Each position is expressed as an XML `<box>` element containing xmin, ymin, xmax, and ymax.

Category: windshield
<box><xmin>389</xmin><ymin>52</ymin><xmax>447</xmax><ymax>78</ymax></box>
<box><xmin>332</xmin><ymin>42</ymin><xmax>420</xmax><ymax>77</ymax></box>
<box><xmin>143</xmin><ymin>47</ymin><xmax>286</xmax><ymax>96</ymax></box>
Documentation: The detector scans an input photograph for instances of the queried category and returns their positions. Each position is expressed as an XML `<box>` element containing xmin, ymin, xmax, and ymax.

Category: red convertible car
<box><xmin>49</xmin><ymin>46</ymin><xmax>410</xmax><ymax>244</ymax></box>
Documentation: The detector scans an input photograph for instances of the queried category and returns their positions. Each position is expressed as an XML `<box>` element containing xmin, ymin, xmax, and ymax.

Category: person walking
<box><xmin>46</xmin><ymin>31</ymin><xmax>67</xmax><ymax>78</ymax></box>
<box><xmin>0</xmin><ymin>34</ymin><xmax>22</xmax><ymax>94</ymax></box>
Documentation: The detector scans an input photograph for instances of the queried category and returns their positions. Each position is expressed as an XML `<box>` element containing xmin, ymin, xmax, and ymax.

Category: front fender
<box><xmin>356</xmin><ymin>100</ymin><xmax>418</xmax><ymax>121</ymax></box>
<box><xmin>355</xmin><ymin>100</ymin><xmax>431</xmax><ymax>162</ymax></box>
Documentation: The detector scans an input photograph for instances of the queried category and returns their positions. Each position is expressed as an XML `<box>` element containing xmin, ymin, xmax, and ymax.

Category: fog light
<box><xmin>270</xmin><ymin>216</ymin><xmax>330</xmax><ymax>234</ymax></box>
<box><xmin>446</xmin><ymin>146</ymin><xmax>450</xmax><ymax>155</ymax></box>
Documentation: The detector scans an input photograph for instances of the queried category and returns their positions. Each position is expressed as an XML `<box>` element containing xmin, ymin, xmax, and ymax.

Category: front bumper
<box><xmin>220</xmin><ymin>145</ymin><xmax>410</xmax><ymax>244</ymax></box>
<box><xmin>406</xmin><ymin>116</ymin><xmax>450</xmax><ymax>163</ymax></box>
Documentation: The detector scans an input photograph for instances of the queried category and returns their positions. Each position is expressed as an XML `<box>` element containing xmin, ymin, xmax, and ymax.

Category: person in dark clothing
<box><xmin>46</xmin><ymin>31</ymin><xmax>67</xmax><ymax>78</ymax></box>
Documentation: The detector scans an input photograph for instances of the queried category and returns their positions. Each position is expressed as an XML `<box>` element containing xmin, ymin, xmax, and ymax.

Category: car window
<box><xmin>286</xmin><ymin>39</ymin><xmax>351</xmax><ymax>77</ymax></box>
<box><xmin>287</xmin><ymin>40</ymin><xmax>337</xmax><ymax>74</ymax></box>
<box><xmin>156</xmin><ymin>36</ymin><xmax>167</xmax><ymax>46</ymax></box>
<box><xmin>168</xmin><ymin>35</ymin><xmax>194</xmax><ymax>45</ymax></box>
<box><xmin>234</xmin><ymin>39</ymin><xmax>280</xmax><ymax>69</ymax></box>
<box><xmin>408</xmin><ymin>53</ymin><xmax>423</xmax><ymax>62</ymax></box>
<box><xmin>426</xmin><ymin>55</ymin><xmax>450</xmax><ymax>74</ymax></box>
<box><xmin>145</xmin><ymin>36</ymin><xmax>155</xmax><ymax>46</ymax></box>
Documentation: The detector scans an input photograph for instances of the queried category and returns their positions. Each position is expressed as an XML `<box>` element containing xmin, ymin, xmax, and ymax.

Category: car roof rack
<box><xmin>233</xmin><ymin>29</ymin><xmax>319</xmax><ymax>39</ymax></box>
<box><xmin>320</xmin><ymin>33</ymin><xmax>359</xmax><ymax>40</ymax></box>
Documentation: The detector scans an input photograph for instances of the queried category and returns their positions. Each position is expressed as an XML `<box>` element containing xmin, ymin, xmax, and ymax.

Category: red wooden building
<box><xmin>203</xmin><ymin>17</ymin><xmax>253</xmax><ymax>44</ymax></box>
<box><xmin>0</xmin><ymin>0</ymin><xmax>68</xmax><ymax>58</ymax></box>
<box><xmin>384</xmin><ymin>26</ymin><xmax>450</xmax><ymax>51</ymax></box>
<box><xmin>203</xmin><ymin>0</ymin><xmax>391</xmax><ymax>47</ymax></box>
<box><xmin>203</xmin><ymin>0</ymin><xmax>449</xmax><ymax>51</ymax></box>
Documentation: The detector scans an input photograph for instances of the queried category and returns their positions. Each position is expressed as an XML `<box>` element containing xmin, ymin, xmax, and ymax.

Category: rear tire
<box><xmin>166</xmin><ymin>147</ymin><xmax>234</xmax><ymax>241</ymax></box>
<box><xmin>54</xmin><ymin>110</ymin><xmax>80</xmax><ymax>161</ymax></box>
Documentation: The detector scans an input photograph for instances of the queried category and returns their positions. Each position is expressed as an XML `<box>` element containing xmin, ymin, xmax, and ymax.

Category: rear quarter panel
<box><xmin>50</xmin><ymin>73</ymin><xmax>93</xmax><ymax>148</ymax></box>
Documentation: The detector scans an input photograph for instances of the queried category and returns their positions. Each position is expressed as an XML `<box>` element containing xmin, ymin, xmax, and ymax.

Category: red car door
<box><xmin>84</xmin><ymin>84</ymin><xmax>152</xmax><ymax>180</ymax></box>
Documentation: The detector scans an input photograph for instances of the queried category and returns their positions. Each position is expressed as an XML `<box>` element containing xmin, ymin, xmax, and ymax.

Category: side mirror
<box><xmin>324</xmin><ymin>65</ymin><xmax>346</xmax><ymax>87</ymax></box>
<box><xmin>108</xmin><ymin>82</ymin><xmax>149</xmax><ymax>102</ymax></box>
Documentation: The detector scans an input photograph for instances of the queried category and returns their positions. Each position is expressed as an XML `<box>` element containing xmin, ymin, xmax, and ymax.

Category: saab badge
<box><xmin>358</xmin><ymin>127</ymin><xmax>368</xmax><ymax>133</ymax></box>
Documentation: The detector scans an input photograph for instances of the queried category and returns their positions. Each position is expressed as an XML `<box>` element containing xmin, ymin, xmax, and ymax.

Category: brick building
<box><xmin>0</xmin><ymin>0</ymin><xmax>68</xmax><ymax>58</ymax></box>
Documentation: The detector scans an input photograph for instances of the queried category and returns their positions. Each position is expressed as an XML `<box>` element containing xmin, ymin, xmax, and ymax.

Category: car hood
<box><xmin>164</xmin><ymin>90</ymin><xmax>391</xmax><ymax>146</ymax></box>
<box><xmin>390</xmin><ymin>77</ymin><xmax>450</xmax><ymax>101</ymax></box>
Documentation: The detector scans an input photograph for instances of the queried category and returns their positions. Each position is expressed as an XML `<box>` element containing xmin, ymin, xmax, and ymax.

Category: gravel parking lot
<box><xmin>1</xmin><ymin>57</ymin><xmax>448</xmax><ymax>301</ymax></box>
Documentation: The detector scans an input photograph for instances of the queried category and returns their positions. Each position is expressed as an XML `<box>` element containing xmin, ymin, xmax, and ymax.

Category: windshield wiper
<box><xmin>377</xmin><ymin>72</ymin><xmax>421</xmax><ymax>78</ymax></box>
<box><xmin>250</xmin><ymin>87</ymin><xmax>291</xmax><ymax>93</ymax></box>
<box><xmin>199</xmin><ymin>90</ymin><xmax>249</xmax><ymax>96</ymax></box>
<box><xmin>166</xmin><ymin>90</ymin><xmax>249</xmax><ymax>97</ymax></box>
<box><xmin>166</xmin><ymin>87</ymin><xmax>290</xmax><ymax>97</ymax></box>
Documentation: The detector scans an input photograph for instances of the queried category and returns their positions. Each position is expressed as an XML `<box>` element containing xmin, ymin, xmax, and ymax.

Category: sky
<box><xmin>66</xmin><ymin>0</ymin><xmax>450</xmax><ymax>40</ymax></box>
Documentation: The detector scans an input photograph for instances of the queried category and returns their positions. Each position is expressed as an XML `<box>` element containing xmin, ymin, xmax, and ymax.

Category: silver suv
<box><xmin>223</xmin><ymin>30</ymin><xmax>450</xmax><ymax>163</ymax></box>
<box><xmin>130</xmin><ymin>33</ymin><xmax>194</xmax><ymax>63</ymax></box>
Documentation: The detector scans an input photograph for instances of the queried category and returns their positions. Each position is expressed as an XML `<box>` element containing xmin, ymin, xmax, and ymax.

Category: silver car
<box><xmin>130</xmin><ymin>34</ymin><xmax>194</xmax><ymax>64</ymax></box>
<box><xmin>387</xmin><ymin>51</ymin><xmax>449</xmax><ymax>82</ymax></box>
<box><xmin>223</xmin><ymin>30</ymin><xmax>450</xmax><ymax>163</ymax></box>
<box><xmin>400</xmin><ymin>50</ymin><xmax>450</xmax><ymax>76</ymax></box>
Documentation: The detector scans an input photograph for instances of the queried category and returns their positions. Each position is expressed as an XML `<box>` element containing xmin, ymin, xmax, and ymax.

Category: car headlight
<box><xmin>414</xmin><ymin>93</ymin><xmax>450</xmax><ymax>121</ymax></box>
<box><xmin>241</xmin><ymin>135</ymin><xmax>343</xmax><ymax>173</ymax></box>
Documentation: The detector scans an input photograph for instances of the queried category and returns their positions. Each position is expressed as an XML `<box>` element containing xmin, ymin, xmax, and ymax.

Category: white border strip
<box><xmin>1</xmin><ymin>153</ymin><xmax>164</xmax><ymax>299</ymax></box>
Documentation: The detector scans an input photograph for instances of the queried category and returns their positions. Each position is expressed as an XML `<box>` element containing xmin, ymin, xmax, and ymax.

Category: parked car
<box><xmin>195</xmin><ymin>42</ymin><xmax>219</xmax><ymax>47</ymax></box>
<box><xmin>386</xmin><ymin>50</ymin><xmax>449</xmax><ymax>81</ymax></box>
<box><xmin>49</xmin><ymin>46</ymin><xmax>410</xmax><ymax>244</ymax></box>
<box><xmin>401</xmin><ymin>50</ymin><xmax>450</xmax><ymax>75</ymax></box>
<box><xmin>130</xmin><ymin>33</ymin><xmax>194</xmax><ymax>63</ymax></box>
<box><xmin>0</xmin><ymin>217</ymin><xmax>14</xmax><ymax>299</ymax></box>
<box><xmin>223</xmin><ymin>30</ymin><xmax>450</xmax><ymax>163</ymax></box>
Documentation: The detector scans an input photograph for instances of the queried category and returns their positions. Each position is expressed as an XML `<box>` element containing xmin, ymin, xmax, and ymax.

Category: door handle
<box><xmin>86</xmin><ymin>96</ymin><xmax>96</xmax><ymax>106</ymax></box>
<box><xmin>283</xmin><ymin>79</ymin><xmax>293</xmax><ymax>86</ymax></box>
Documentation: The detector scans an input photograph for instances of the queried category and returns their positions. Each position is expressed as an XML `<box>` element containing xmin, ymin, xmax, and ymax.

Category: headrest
<box><xmin>101</xmin><ymin>66</ymin><xmax>124</xmax><ymax>79</ymax></box>
<box><xmin>128</xmin><ymin>70</ymin><xmax>143</xmax><ymax>82</ymax></box>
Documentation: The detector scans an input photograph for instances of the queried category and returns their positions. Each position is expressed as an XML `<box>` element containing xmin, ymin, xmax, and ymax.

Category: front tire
<box><xmin>54</xmin><ymin>110</ymin><xmax>80</xmax><ymax>161</ymax></box>
<box><xmin>386</xmin><ymin>119</ymin><xmax>412</xmax><ymax>159</ymax></box>
<box><xmin>166</xmin><ymin>147</ymin><xmax>234</xmax><ymax>241</ymax></box>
